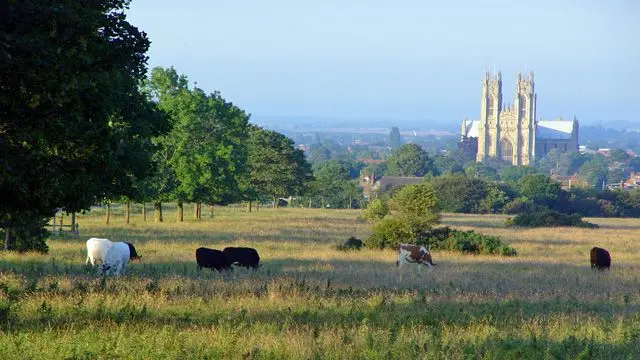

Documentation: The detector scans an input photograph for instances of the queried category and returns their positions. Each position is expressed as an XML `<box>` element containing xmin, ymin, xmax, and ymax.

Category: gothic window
<box><xmin>519</xmin><ymin>95</ymin><xmax>526</xmax><ymax>118</ymax></box>
<box><xmin>519</xmin><ymin>134</ymin><xmax>526</xmax><ymax>154</ymax></box>
<box><xmin>543</xmin><ymin>143</ymin><xmax>548</xmax><ymax>154</ymax></box>
<box><xmin>488</xmin><ymin>96</ymin><xmax>495</xmax><ymax>115</ymax></box>
<box><xmin>500</xmin><ymin>138</ymin><xmax>513</xmax><ymax>162</ymax></box>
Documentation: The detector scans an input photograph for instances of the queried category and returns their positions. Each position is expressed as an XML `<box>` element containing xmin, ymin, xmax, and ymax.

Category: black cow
<box><xmin>125</xmin><ymin>242</ymin><xmax>141</xmax><ymax>260</ymax></box>
<box><xmin>222</xmin><ymin>247</ymin><xmax>261</xmax><ymax>269</ymax></box>
<box><xmin>196</xmin><ymin>247</ymin><xmax>232</xmax><ymax>272</ymax></box>
<box><xmin>590</xmin><ymin>247</ymin><xmax>611</xmax><ymax>270</ymax></box>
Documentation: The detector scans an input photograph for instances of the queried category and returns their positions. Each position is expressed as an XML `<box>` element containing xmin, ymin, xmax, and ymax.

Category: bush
<box><xmin>502</xmin><ymin>197</ymin><xmax>540</xmax><ymax>215</ymax></box>
<box><xmin>506</xmin><ymin>210</ymin><xmax>598</xmax><ymax>228</ymax></box>
<box><xmin>336</xmin><ymin>236</ymin><xmax>364</xmax><ymax>251</ymax></box>
<box><xmin>366</xmin><ymin>224</ymin><xmax>517</xmax><ymax>256</ymax></box>
<box><xmin>418</xmin><ymin>227</ymin><xmax>517</xmax><ymax>256</ymax></box>
<box><xmin>364</xmin><ymin>218</ymin><xmax>412</xmax><ymax>250</ymax></box>
<box><xmin>361</xmin><ymin>199</ymin><xmax>389</xmax><ymax>223</ymax></box>
<box><xmin>0</xmin><ymin>212</ymin><xmax>50</xmax><ymax>253</ymax></box>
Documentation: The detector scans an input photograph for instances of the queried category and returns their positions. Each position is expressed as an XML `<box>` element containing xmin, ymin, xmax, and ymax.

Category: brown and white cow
<box><xmin>396</xmin><ymin>244</ymin><xmax>436</xmax><ymax>269</ymax></box>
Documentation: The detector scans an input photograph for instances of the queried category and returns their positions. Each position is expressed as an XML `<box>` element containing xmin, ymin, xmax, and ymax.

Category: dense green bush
<box><xmin>364</xmin><ymin>218</ymin><xmax>411</xmax><ymax>250</ymax></box>
<box><xmin>366</xmin><ymin>224</ymin><xmax>517</xmax><ymax>256</ymax></box>
<box><xmin>418</xmin><ymin>227</ymin><xmax>517</xmax><ymax>256</ymax></box>
<box><xmin>505</xmin><ymin>210</ymin><xmax>598</xmax><ymax>228</ymax></box>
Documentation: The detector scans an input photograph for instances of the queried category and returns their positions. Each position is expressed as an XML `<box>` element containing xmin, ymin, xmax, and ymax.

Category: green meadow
<box><xmin>0</xmin><ymin>206</ymin><xmax>639</xmax><ymax>359</ymax></box>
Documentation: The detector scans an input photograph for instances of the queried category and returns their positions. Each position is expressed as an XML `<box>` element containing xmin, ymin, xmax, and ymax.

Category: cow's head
<box><xmin>420</xmin><ymin>246</ymin><xmax>436</xmax><ymax>268</ymax></box>
<box><xmin>101</xmin><ymin>263</ymin><xmax>111</xmax><ymax>276</ymax></box>
<box><xmin>126</xmin><ymin>242</ymin><xmax>142</xmax><ymax>261</ymax></box>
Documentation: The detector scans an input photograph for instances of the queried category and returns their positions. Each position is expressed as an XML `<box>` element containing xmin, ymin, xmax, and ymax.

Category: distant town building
<box><xmin>461</xmin><ymin>71</ymin><xmax>579</xmax><ymax>166</ymax></box>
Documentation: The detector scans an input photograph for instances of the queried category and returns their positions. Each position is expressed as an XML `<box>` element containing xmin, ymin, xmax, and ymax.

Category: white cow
<box><xmin>86</xmin><ymin>238</ymin><xmax>114</xmax><ymax>267</ymax></box>
<box><xmin>101</xmin><ymin>242</ymin><xmax>131</xmax><ymax>276</ymax></box>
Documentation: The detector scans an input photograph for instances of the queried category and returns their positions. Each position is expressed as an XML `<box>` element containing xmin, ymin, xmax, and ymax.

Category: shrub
<box><xmin>336</xmin><ymin>236</ymin><xmax>364</xmax><ymax>251</ymax></box>
<box><xmin>364</xmin><ymin>218</ymin><xmax>412</xmax><ymax>250</ymax></box>
<box><xmin>506</xmin><ymin>210</ymin><xmax>598</xmax><ymax>228</ymax></box>
<box><xmin>502</xmin><ymin>197</ymin><xmax>540</xmax><ymax>215</ymax></box>
<box><xmin>361</xmin><ymin>199</ymin><xmax>389</xmax><ymax>223</ymax></box>
<box><xmin>390</xmin><ymin>183</ymin><xmax>440</xmax><ymax>235</ymax></box>
<box><xmin>366</xmin><ymin>224</ymin><xmax>517</xmax><ymax>256</ymax></box>
<box><xmin>418</xmin><ymin>227</ymin><xmax>517</xmax><ymax>256</ymax></box>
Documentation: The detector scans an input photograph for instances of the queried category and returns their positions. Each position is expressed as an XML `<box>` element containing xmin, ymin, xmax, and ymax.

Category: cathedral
<box><xmin>461</xmin><ymin>71</ymin><xmax>579</xmax><ymax>166</ymax></box>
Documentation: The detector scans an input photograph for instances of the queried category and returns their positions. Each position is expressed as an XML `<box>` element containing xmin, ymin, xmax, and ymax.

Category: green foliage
<box><xmin>361</xmin><ymin>199</ymin><xmax>389</xmax><ymax>223</ymax></box>
<box><xmin>1</xmin><ymin>0</ymin><xmax>167</xmax><ymax>250</ymax></box>
<box><xmin>506</xmin><ymin>210</ymin><xmax>598</xmax><ymax>228</ymax></box>
<box><xmin>578</xmin><ymin>156</ymin><xmax>609</xmax><ymax>189</ymax></box>
<box><xmin>0</xmin><ymin>212</ymin><xmax>49</xmax><ymax>253</ymax></box>
<box><xmin>429</xmin><ymin>174</ymin><xmax>489</xmax><ymax>213</ymax></box>
<box><xmin>366</xmin><ymin>183</ymin><xmax>440</xmax><ymax>248</ymax></box>
<box><xmin>502</xmin><ymin>197</ymin><xmax>539</xmax><ymax>215</ymax></box>
<box><xmin>364</xmin><ymin>218</ymin><xmax>412</xmax><ymax>250</ymax></box>
<box><xmin>390</xmin><ymin>183</ymin><xmax>440</xmax><ymax>235</ymax></box>
<box><xmin>144</xmin><ymin>67</ymin><xmax>250</xmax><ymax>206</ymax></box>
<box><xmin>500</xmin><ymin>166</ymin><xmax>538</xmax><ymax>183</ymax></box>
<box><xmin>517</xmin><ymin>174</ymin><xmax>561</xmax><ymax>207</ymax></box>
<box><xmin>386</xmin><ymin>144</ymin><xmax>435</xmax><ymax>177</ymax></box>
<box><xmin>245</xmin><ymin>125</ymin><xmax>312</xmax><ymax>202</ymax></box>
<box><xmin>419</xmin><ymin>227</ymin><xmax>517</xmax><ymax>256</ymax></box>
<box><xmin>310</xmin><ymin>160</ymin><xmax>364</xmax><ymax>208</ymax></box>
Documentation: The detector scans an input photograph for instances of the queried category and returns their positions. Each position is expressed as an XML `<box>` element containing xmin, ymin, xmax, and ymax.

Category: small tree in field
<box><xmin>390</xmin><ymin>183</ymin><xmax>440</xmax><ymax>237</ymax></box>
<box><xmin>362</xmin><ymin>199</ymin><xmax>389</xmax><ymax>223</ymax></box>
<box><xmin>365</xmin><ymin>183</ymin><xmax>440</xmax><ymax>249</ymax></box>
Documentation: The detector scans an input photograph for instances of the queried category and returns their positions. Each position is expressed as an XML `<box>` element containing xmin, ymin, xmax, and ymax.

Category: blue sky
<box><xmin>126</xmin><ymin>0</ymin><xmax>639</xmax><ymax>126</ymax></box>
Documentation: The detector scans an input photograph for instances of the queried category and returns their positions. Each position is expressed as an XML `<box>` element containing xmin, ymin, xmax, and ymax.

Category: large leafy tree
<box><xmin>144</xmin><ymin>67</ymin><xmax>250</xmax><ymax>219</ymax></box>
<box><xmin>245</xmin><ymin>125</ymin><xmax>312</xmax><ymax>207</ymax></box>
<box><xmin>386</xmin><ymin>144</ymin><xmax>435</xmax><ymax>177</ymax></box>
<box><xmin>1</xmin><ymin>0</ymin><xmax>166</xmax><ymax>250</ymax></box>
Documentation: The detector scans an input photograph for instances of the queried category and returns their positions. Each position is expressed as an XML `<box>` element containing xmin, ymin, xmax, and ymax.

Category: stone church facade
<box><xmin>461</xmin><ymin>71</ymin><xmax>579</xmax><ymax>166</ymax></box>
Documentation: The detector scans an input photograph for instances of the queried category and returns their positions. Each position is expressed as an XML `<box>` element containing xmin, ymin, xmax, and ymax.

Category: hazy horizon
<box><xmin>126</xmin><ymin>0</ymin><xmax>639</xmax><ymax>127</ymax></box>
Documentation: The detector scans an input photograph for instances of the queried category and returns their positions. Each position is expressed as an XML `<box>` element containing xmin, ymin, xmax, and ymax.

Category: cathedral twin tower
<box><xmin>462</xmin><ymin>71</ymin><xmax>578</xmax><ymax>166</ymax></box>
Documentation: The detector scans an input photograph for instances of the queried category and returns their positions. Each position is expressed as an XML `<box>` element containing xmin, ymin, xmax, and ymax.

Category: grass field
<box><xmin>1</xmin><ymin>206</ymin><xmax>639</xmax><ymax>359</ymax></box>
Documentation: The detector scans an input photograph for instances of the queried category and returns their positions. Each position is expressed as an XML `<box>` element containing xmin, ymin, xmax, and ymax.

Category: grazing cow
<box><xmin>196</xmin><ymin>247</ymin><xmax>233</xmax><ymax>272</ymax></box>
<box><xmin>125</xmin><ymin>242</ymin><xmax>141</xmax><ymax>260</ymax></box>
<box><xmin>222</xmin><ymin>247</ymin><xmax>261</xmax><ymax>269</ymax></box>
<box><xmin>396</xmin><ymin>244</ymin><xmax>436</xmax><ymax>269</ymax></box>
<box><xmin>86</xmin><ymin>238</ymin><xmax>114</xmax><ymax>267</ymax></box>
<box><xmin>590</xmin><ymin>247</ymin><xmax>611</xmax><ymax>270</ymax></box>
<box><xmin>102</xmin><ymin>242</ymin><xmax>131</xmax><ymax>276</ymax></box>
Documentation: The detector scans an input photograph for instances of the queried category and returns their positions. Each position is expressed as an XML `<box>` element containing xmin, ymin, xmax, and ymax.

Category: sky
<box><xmin>126</xmin><ymin>0</ymin><xmax>639</xmax><ymax>127</ymax></box>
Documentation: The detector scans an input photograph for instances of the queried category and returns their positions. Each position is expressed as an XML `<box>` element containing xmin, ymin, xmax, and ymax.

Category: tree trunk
<box><xmin>125</xmin><ymin>200</ymin><xmax>130</xmax><ymax>224</ymax></box>
<box><xmin>142</xmin><ymin>203</ymin><xmax>146</xmax><ymax>222</ymax></box>
<box><xmin>309</xmin><ymin>199</ymin><xmax>312</xmax><ymax>208</ymax></box>
<box><xmin>154</xmin><ymin>202</ymin><xmax>163</xmax><ymax>222</ymax></box>
<box><xmin>71</xmin><ymin>212</ymin><xmax>77</xmax><ymax>234</ymax></box>
<box><xmin>60</xmin><ymin>212</ymin><xmax>64</xmax><ymax>229</ymax></box>
<box><xmin>193</xmin><ymin>202</ymin><xmax>201</xmax><ymax>220</ymax></box>
<box><xmin>273</xmin><ymin>197</ymin><xmax>277</xmax><ymax>208</ymax></box>
<box><xmin>105</xmin><ymin>204</ymin><xmax>110</xmax><ymax>225</ymax></box>
<box><xmin>4</xmin><ymin>228</ymin><xmax>9</xmax><ymax>250</ymax></box>
<box><xmin>256</xmin><ymin>202</ymin><xmax>259</xmax><ymax>211</ymax></box>
<box><xmin>177</xmin><ymin>201</ymin><xmax>184</xmax><ymax>222</ymax></box>
<box><xmin>247</xmin><ymin>201</ymin><xmax>252</xmax><ymax>213</ymax></box>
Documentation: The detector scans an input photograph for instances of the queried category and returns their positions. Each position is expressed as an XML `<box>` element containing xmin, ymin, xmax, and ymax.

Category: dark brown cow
<box><xmin>590</xmin><ymin>247</ymin><xmax>611</xmax><ymax>270</ymax></box>
<box><xmin>396</xmin><ymin>244</ymin><xmax>435</xmax><ymax>269</ymax></box>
